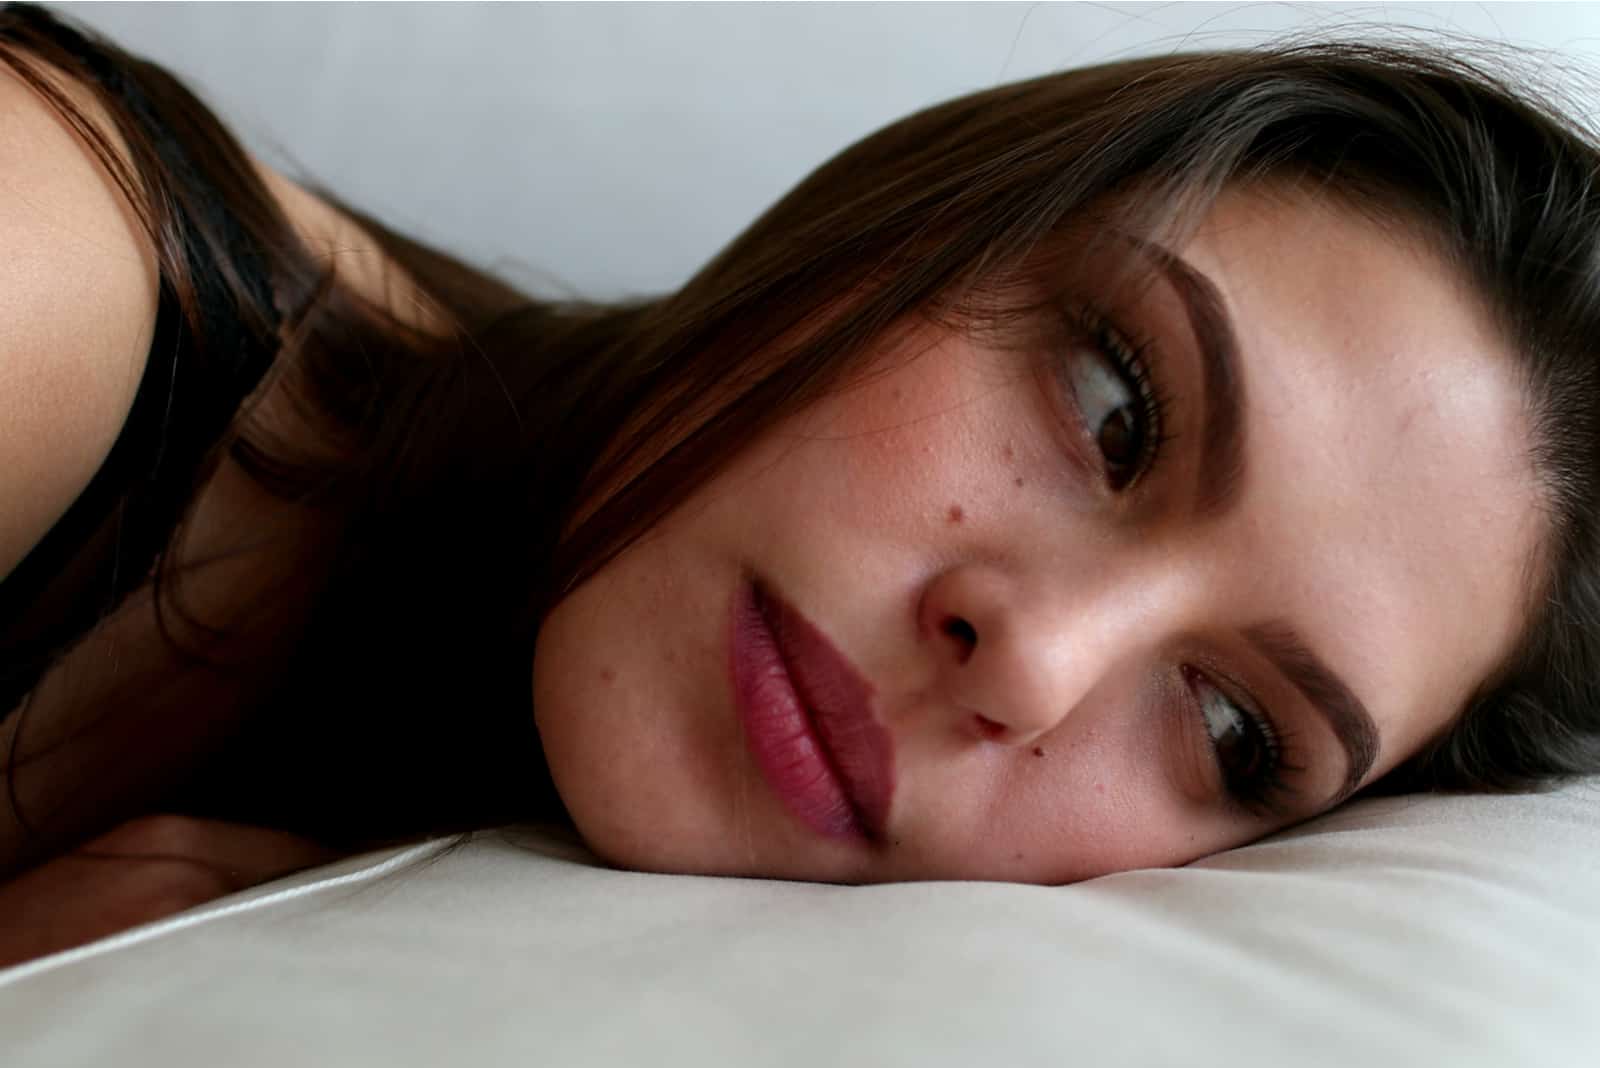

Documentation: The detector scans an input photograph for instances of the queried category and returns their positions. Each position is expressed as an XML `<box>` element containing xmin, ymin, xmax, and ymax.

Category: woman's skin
<box><xmin>0</xmin><ymin>816</ymin><xmax>337</xmax><ymax>968</ymax></box>
<box><xmin>534</xmin><ymin>185</ymin><xmax>1543</xmax><ymax>885</ymax></box>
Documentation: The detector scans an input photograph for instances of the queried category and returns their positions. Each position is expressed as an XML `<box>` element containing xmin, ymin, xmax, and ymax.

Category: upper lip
<box><xmin>753</xmin><ymin>579</ymin><xmax>897</xmax><ymax>840</ymax></box>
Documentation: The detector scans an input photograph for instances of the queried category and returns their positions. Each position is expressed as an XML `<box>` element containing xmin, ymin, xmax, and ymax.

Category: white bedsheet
<box><xmin>2</xmin><ymin>781</ymin><xmax>1596</xmax><ymax>1067</ymax></box>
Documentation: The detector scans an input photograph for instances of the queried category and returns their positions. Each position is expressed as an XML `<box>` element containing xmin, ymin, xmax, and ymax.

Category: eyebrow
<box><xmin>1118</xmin><ymin>237</ymin><xmax>1246</xmax><ymax>517</ymax></box>
<box><xmin>1115</xmin><ymin>236</ymin><xmax>1380</xmax><ymax>803</ymax></box>
<box><xmin>1244</xmin><ymin>621</ymin><xmax>1381</xmax><ymax>803</ymax></box>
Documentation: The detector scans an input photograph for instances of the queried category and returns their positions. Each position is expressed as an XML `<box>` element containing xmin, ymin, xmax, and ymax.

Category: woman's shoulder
<box><xmin>0</xmin><ymin>49</ymin><xmax>159</xmax><ymax>586</ymax></box>
<box><xmin>0</xmin><ymin>60</ymin><xmax>344</xmax><ymax>575</ymax></box>
<box><xmin>0</xmin><ymin>24</ymin><xmax>418</xmax><ymax>837</ymax></box>
<box><xmin>0</xmin><ymin>49</ymin><xmax>443</xmax><ymax>591</ymax></box>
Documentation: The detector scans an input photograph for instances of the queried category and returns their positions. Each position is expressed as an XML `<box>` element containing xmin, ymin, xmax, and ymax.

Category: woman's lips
<box><xmin>729</xmin><ymin>576</ymin><xmax>896</xmax><ymax>843</ymax></box>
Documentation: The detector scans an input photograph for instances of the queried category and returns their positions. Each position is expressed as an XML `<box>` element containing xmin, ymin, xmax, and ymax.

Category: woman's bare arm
<box><xmin>0</xmin><ymin>814</ymin><xmax>338</xmax><ymax>968</ymax></box>
<box><xmin>0</xmin><ymin>55</ymin><xmax>347</xmax><ymax>878</ymax></box>
<box><xmin>0</xmin><ymin>42</ymin><xmax>439</xmax><ymax>918</ymax></box>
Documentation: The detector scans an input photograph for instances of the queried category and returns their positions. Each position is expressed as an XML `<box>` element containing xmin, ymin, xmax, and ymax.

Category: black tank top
<box><xmin>0</xmin><ymin>4</ymin><xmax>282</xmax><ymax>720</ymax></box>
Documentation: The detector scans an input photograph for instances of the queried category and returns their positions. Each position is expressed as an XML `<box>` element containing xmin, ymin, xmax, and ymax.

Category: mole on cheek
<box><xmin>1014</xmin><ymin>477</ymin><xmax>1025</xmax><ymax>488</ymax></box>
<box><xmin>1032</xmin><ymin>746</ymin><xmax>1045</xmax><ymax>758</ymax></box>
<box><xmin>600</xmin><ymin>668</ymin><xmax>617</xmax><ymax>684</ymax></box>
<box><xmin>947</xmin><ymin>504</ymin><xmax>964</xmax><ymax>524</ymax></box>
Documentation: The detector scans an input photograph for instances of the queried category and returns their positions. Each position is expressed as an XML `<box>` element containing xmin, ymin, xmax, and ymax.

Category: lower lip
<box><xmin>729</xmin><ymin>578</ymin><xmax>889</xmax><ymax>843</ymax></box>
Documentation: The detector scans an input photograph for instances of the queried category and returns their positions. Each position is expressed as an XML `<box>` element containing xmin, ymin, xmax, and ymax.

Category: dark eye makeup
<box><xmin>1056</xmin><ymin>304</ymin><xmax>1171</xmax><ymax>491</ymax></box>
<box><xmin>1046</xmin><ymin>297</ymin><xmax>1305</xmax><ymax>819</ymax></box>
<box><xmin>1181</xmin><ymin>665</ymin><xmax>1303</xmax><ymax>818</ymax></box>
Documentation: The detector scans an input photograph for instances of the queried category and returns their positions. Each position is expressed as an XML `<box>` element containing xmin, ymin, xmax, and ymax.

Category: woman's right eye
<box><xmin>1059</xmin><ymin>309</ymin><xmax>1168</xmax><ymax>490</ymax></box>
<box><xmin>1181</xmin><ymin>665</ymin><xmax>1294</xmax><ymax>817</ymax></box>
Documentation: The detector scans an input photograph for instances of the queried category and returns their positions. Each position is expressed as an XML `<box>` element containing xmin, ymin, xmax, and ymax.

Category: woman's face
<box><xmin>532</xmin><ymin>186</ymin><xmax>1541</xmax><ymax>884</ymax></box>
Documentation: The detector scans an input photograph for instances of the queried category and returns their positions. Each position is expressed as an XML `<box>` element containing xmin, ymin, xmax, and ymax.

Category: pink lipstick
<box><xmin>730</xmin><ymin>576</ymin><xmax>895</xmax><ymax>843</ymax></box>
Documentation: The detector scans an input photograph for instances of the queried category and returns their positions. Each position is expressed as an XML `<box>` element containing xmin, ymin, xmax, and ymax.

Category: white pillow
<box><xmin>2</xmin><ymin>780</ymin><xmax>1597</xmax><ymax>1067</ymax></box>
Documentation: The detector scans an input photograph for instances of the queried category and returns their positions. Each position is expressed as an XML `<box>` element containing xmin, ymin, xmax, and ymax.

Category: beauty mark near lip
<box><xmin>729</xmin><ymin>577</ymin><xmax>896</xmax><ymax>842</ymax></box>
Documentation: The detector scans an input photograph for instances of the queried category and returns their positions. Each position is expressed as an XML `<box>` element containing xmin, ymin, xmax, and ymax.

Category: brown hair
<box><xmin>4</xmin><ymin>4</ymin><xmax>1599</xmax><ymax>864</ymax></box>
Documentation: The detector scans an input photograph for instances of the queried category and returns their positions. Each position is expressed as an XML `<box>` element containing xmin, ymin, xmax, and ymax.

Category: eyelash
<box><xmin>1051</xmin><ymin>302</ymin><xmax>1301</xmax><ymax>817</ymax></box>
<box><xmin>1059</xmin><ymin>303</ymin><xmax>1174</xmax><ymax>491</ymax></box>
<box><xmin>1183</xmin><ymin>665</ymin><xmax>1303</xmax><ymax>819</ymax></box>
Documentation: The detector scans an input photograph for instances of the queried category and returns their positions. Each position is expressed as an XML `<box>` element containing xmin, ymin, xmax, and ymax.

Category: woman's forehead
<box><xmin>1180</xmin><ymin>187</ymin><xmax>1543</xmax><ymax>766</ymax></box>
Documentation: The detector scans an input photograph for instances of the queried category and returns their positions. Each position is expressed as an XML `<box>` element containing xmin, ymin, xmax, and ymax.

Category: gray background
<box><xmin>56</xmin><ymin>2</ymin><xmax>1600</xmax><ymax>300</ymax></box>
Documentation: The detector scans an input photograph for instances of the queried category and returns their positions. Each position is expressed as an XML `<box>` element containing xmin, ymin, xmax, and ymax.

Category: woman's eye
<box><xmin>1058</xmin><ymin>309</ymin><xmax>1166</xmax><ymax>491</ymax></box>
<box><xmin>1185</xmin><ymin>667</ymin><xmax>1290</xmax><ymax>814</ymax></box>
<box><xmin>1067</xmin><ymin>350</ymin><xmax>1144</xmax><ymax>476</ymax></box>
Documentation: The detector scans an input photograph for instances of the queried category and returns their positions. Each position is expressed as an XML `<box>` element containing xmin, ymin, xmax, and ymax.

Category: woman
<box><xmin>0</xmin><ymin>3</ymin><xmax>1596</xmax><ymax>963</ymax></box>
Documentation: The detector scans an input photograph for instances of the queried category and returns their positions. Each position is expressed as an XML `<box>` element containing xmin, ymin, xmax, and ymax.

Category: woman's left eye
<box><xmin>1058</xmin><ymin>308</ymin><xmax>1167</xmax><ymax>490</ymax></box>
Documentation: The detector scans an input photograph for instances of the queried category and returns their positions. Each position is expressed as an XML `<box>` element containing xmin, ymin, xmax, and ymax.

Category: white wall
<box><xmin>56</xmin><ymin>2</ymin><xmax>1600</xmax><ymax>299</ymax></box>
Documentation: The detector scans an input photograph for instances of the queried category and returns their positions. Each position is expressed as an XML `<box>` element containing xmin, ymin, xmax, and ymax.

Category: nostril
<box><xmin>942</xmin><ymin>616</ymin><xmax>978</xmax><ymax>662</ymax></box>
<box><xmin>972</xmin><ymin>713</ymin><xmax>1007</xmax><ymax>741</ymax></box>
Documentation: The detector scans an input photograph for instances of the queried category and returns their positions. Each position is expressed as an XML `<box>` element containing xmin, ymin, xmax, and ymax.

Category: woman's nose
<box><xmin>917</xmin><ymin>564</ymin><xmax>1131</xmax><ymax>747</ymax></box>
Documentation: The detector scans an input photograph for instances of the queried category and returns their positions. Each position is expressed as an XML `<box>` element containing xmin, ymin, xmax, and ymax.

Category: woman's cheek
<box><xmin>983</xmin><ymin>691</ymin><xmax>1225</xmax><ymax>882</ymax></box>
<box><xmin>814</xmin><ymin>351</ymin><xmax>1067</xmax><ymax>529</ymax></box>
